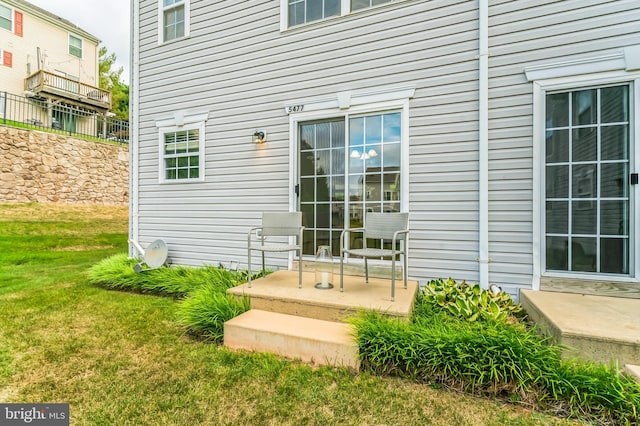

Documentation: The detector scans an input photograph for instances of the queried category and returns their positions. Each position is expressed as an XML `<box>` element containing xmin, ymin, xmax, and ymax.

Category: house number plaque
<box><xmin>285</xmin><ymin>105</ymin><xmax>304</xmax><ymax>114</ymax></box>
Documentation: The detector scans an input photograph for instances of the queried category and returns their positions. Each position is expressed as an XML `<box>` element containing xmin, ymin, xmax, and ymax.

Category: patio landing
<box><xmin>520</xmin><ymin>289</ymin><xmax>640</xmax><ymax>377</ymax></box>
<box><xmin>224</xmin><ymin>270</ymin><xmax>418</xmax><ymax>368</ymax></box>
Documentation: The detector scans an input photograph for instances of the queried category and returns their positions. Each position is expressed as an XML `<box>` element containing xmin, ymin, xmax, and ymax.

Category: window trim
<box><xmin>0</xmin><ymin>2</ymin><xmax>13</xmax><ymax>33</ymax></box>
<box><xmin>155</xmin><ymin>109</ymin><xmax>209</xmax><ymax>184</ymax></box>
<box><xmin>530</xmin><ymin>70</ymin><xmax>640</xmax><ymax>289</ymax></box>
<box><xmin>158</xmin><ymin>0</ymin><xmax>190</xmax><ymax>45</ymax></box>
<box><xmin>68</xmin><ymin>33</ymin><xmax>83</xmax><ymax>58</ymax></box>
<box><xmin>279</xmin><ymin>0</ymin><xmax>405</xmax><ymax>31</ymax></box>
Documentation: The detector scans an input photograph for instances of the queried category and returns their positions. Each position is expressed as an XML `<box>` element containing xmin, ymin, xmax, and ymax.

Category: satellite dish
<box><xmin>144</xmin><ymin>239</ymin><xmax>168</xmax><ymax>268</ymax></box>
<box><xmin>129</xmin><ymin>239</ymin><xmax>169</xmax><ymax>272</ymax></box>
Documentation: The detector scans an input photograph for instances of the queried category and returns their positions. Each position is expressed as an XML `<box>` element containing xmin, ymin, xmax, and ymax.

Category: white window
<box><xmin>0</xmin><ymin>3</ymin><xmax>11</xmax><ymax>32</ymax></box>
<box><xmin>351</xmin><ymin>0</ymin><xmax>392</xmax><ymax>11</ymax></box>
<box><xmin>69</xmin><ymin>34</ymin><xmax>82</xmax><ymax>58</ymax></box>
<box><xmin>281</xmin><ymin>0</ymin><xmax>404</xmax><ymax>30</ymax></box>
<box><xmin>526</xmin><ymin>48</ymin><xmax>640</xmax><ymax>287</ymax></box>
<box><xmin>288</xmin><ymin>0</ymin><xmax>340</xmax><ymax>27</ymax></box>
<box><xmin>160</xmin><ymin>0</ymin><xmax>189</xmax><ymax>43</ymax></box>
<box><xmin>160</xmin><ymin>123</ymin><xmax>204</xmax><ymax>182</ymax></box>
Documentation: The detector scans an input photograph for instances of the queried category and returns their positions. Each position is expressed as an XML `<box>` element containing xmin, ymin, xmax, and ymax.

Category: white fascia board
<box><xmin>524</xmin><ymin>45</ymin><xmax>640</xmax><ymax>82</ymax></box>
<box><xmin>155</xmin><ymin>110</ymin><xmax>210</xmax><ymax>128</ymax></box>
<box><xmin>284</xmin><ymin>85</ymin><xmax>416</xmax><ymax>113</ymax></box>
<box><xmin>524</xmin><ymin>53</ymin><xmax>626</xmax><ymax>82</ymax></box>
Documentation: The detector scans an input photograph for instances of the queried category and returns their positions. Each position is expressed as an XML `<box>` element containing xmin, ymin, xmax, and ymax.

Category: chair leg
<box><xmin>364</xmin><ymin>258</ymin><xmax>369</xmax><ymax>283</ymax></box>
<box><xmin>391</xmin><ymin>254</ymin><xmax>396</xmax><ymax>302</ymax></box>
<box><xmin>340</xmin><ymin>252</ymin><xmax>344</xmax><ymax>292</ymax></box>
<box><xmin>298</xmin><ymin>249</ymin><xmax>302</xmax><ymax>289</ymax></box>
<box><xmin>247</xmin><ymin>248</ymin><xmax>252</xmax><ymax>288</ymax></box>
<box><xmin>403</xmin><ymin>251</ymin><xmax>408</xmax><ymax>289</ymax></box>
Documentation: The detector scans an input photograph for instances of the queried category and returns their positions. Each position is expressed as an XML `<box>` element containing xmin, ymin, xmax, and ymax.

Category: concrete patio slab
<box><xmin>227</xmin><ymin>270</ymin><xmax>418</xmax><ymax>322</ymax></box>
<box><xmin>521</xmin><ymin>289</ymin><xmax>640</xmax><ymax>366</ymax></box>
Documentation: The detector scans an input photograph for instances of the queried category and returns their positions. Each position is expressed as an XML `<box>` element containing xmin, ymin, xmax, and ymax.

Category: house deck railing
<box><xmin>25</xmin><ymin>70</ymin><xmax>112</xmax><ymax>110</ymax></box>
<box><xmin>0</xmin><ymin>91</ymin><xmax>128</xmax><ymax>144</ymax></box>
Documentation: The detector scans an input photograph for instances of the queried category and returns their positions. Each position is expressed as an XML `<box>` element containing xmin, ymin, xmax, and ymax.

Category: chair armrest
<box><xmin>391</xmin><ymin>229</ymin><xmax>409</xmax><ymax>249</ymax></box>
<box><xmin>247</xmin><ymin>227</ymin><xmax>264</xmax><ymax>246</ymax></box>
<box><xmin>340</xmin><ymin>227</ymin><xmax>365</xmax><ymax>252</ymax></box>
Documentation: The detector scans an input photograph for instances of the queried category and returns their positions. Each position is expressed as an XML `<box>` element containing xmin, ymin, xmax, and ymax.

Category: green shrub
<box><xmin>88</xmin><ymin>254</ymin><xmax>240</xmax><ymax>297</ymax></box>
<box><xmin>353</xmin><ymin>300</ymin><xmax>640</xmax><ymax>424</ymax></box>
<box><xmin>421</xmin><ymin>278</ymin><xmax>523</xmax><ymax>322</ymax></box>
<box><xmin>177</xmin><ymin>284</ymin><xmax>250</xmax><ymax>342</ymax></box>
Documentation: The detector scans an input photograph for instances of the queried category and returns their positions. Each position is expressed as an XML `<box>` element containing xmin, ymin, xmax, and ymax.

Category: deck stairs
<box><xmin>224</xmin><ymin>270</ymin><xmax>418</xmax><ymax>369</ymax></box>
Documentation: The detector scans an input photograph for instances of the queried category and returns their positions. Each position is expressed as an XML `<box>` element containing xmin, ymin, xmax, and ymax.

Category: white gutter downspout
<box><xmin>129</xmin><ymin>0</ymin><xmax>140</xmax><ymax>257</ymax></box>
<box><xmin>478</xmin><ymin>0</ymin><xmax>490</xmax><ymax>289</ymax></box>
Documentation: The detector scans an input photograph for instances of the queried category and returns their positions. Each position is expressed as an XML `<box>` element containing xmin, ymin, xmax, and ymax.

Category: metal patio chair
<box><xmin>247</xmin><ymin>212</ymin><xmax>304</xmax><ymax>288</ymax></box>
<box><xmin>339</xmin><ymin>212</ymin><xmax>409</xmax><ymax>301</ymax></box>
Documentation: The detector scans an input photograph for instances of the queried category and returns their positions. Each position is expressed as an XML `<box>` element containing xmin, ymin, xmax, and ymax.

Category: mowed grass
<box><xmin>0</xmin><ymin>203</ymin><xmax>579</xmax><ymax>425</ymax></box>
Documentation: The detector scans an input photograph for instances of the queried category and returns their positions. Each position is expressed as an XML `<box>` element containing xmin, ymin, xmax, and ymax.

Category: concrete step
<box><xmin>224</xmin><ymin>309</ymin><xmax>360</xmax><ymax>369</ymax></box>
<box><xmin>625</xmin><ymin>365</ymin><xmax>640</xmax><ymax>383</ymax></box>
<box><xmin>228</xmin><ymin>270</ymin><xmax>417</xmax><ymax>322</ymax></box>
<box><xmin>520</xmin><ymin>290</ymin><xmax>640</xmax><ymax>366</ymax></box>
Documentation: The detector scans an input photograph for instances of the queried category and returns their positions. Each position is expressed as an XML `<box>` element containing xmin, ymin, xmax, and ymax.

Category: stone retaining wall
<box><xmin>0</xmin><ymin>125</ymin><xmax>128</xmax><ymax>204</ymax></box>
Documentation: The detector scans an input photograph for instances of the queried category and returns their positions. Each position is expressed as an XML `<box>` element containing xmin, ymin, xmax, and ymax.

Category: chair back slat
<box><xmin>262</xmin><ymin>212</ymin><xmax>302</xmax><ymax>236</ymax></box>
<box><xmin>363</xmin><ymin>212</ymin><xmax>408</xmax><ymax>240</ymax></box>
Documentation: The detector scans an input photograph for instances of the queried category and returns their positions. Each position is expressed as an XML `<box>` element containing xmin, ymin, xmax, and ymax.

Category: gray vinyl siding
<box><xmin>135</xmin><ymin>0</ymin><xmax>482</xmax><ymax>279</ymax></box>
<box><xmin>134</xmin><ymin>0</ymin><xmax>640</xmax><ymax>292</ymax></box>
<box><xmin>486</xmin><ymin>0</ymin><xmax>640</xmax><ymax>295</ymax></box>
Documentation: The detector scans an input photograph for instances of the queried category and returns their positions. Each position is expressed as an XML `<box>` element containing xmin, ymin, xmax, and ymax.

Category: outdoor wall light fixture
<box><xmin>253</xmin><ymin>130</ymin><xmax>267</xmax><ymax>144</ymax></box>
<box><xmin>350</xmin><ymin>149</ymin><xmax>378</xmax><ymax>160</ymax></box>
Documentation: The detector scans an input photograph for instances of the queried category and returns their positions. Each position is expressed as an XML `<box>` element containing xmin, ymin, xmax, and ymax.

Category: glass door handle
<box><xmin>631</xmin><ymin>173</ymin><xmax>639</xmax><ymax>185</ymax></box>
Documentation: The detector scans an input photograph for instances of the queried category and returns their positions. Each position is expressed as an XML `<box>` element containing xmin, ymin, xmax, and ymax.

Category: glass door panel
<box><xmin>299</xmin><ymin>111</ymin><xmax>402</xmax><ymax>257</ymax></box>
<box><xmin>299</xmin><ymin>119</ymin><xmax>345</xmax><ymax>256</ymax></box>
<box><xmin>545</xmin><ymin>85</ymin><xmax>631</xmax><ymax>275</ymax></box>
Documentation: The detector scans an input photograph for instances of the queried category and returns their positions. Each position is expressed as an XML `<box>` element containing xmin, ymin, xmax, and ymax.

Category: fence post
<box><xmin>2</xmin><ymin>92</ymin><xmax>6</xmax><ymax>125</ymax></box>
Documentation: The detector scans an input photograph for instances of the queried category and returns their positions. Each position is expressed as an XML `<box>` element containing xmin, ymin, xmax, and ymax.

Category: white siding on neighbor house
<box><xmin>486</xmin><ymin>0</ymin><xmax>640</xmax><ymax>294</ymax></box>
<box><xmin>134</xmin><ymin>0</ymin><xmax>482</xmax><ymax>281</ymax></box>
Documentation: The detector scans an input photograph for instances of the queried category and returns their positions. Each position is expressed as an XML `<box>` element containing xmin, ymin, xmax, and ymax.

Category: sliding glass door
<box><xmin>298</xmin><ymin>112</ymin><xmax>402</xmax><ymax>256</ymax></box>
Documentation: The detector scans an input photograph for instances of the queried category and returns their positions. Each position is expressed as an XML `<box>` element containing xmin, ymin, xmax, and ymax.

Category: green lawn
<box><xmin>0</xmin><ymin>203</ymin><xmax>579</xmax><ymax>425</ymax></box>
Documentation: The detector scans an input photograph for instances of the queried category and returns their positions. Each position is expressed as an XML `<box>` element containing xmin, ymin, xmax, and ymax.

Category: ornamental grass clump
<box><xmin>88</xmin><ymin>254</ymin><xmax>239</xmax><ymax>297</ymax></box>
<box><xmin>352</xmin><ymin>280</ymin><xmax>640</xmax><ymax>424</ymax></box>
<box><xmin>176</xmin><ymin>284</ymin><xmax>250</xmax><ymax>342</ymax></box>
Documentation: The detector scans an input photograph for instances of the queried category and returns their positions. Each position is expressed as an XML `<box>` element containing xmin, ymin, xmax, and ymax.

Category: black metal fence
<box><xmin>0</xmin><ymin>91</ymin><xmax>128</xmax><ymax>144</ymax></box>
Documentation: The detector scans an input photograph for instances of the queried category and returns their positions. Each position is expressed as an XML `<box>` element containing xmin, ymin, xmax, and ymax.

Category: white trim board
<box><xmin>524</xmin><ymin>45</ymin><xmax>640</xmax><ymax>82</ymax></box>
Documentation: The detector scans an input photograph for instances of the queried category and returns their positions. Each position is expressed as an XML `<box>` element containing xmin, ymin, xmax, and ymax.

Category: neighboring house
<box><xmin>130</xmin><ymin>0</ymin><xmax>640</xmax><ymax>299</ymax></box>
<box><xmin>0</xmin><ymin>0</ymin><xmax>110</xmax><ymax>131</ymax></box>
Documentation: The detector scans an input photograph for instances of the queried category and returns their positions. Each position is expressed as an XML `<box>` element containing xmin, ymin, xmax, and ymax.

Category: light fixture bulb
<box><xmin>350</xmin><ymin>150</ymin><xmax>360</xmax><ymax>158</ymax></box>
<box><xmin>368</xmin><ymin>149</ymin><xmax>378</xmax><ymax>157</ymax></box>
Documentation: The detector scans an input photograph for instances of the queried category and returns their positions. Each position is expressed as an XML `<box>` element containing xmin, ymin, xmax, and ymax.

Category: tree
<box><xmin>99</xmin><ymin>46</ymin><xmax>129</xmax><ymax>121</ymax></box>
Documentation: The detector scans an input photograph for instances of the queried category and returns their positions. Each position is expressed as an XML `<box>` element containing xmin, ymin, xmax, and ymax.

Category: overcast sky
<box><xmin>27</xmin><ymin>0</ymin><xmax>131</xmax><ymax>84</ymax></box>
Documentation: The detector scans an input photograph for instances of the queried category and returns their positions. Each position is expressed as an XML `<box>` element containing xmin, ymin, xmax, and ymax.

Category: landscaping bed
<box><xmin>89</xmin><ymin>256</ymin><xmax>640</xmax><ymax>425</ymax></box>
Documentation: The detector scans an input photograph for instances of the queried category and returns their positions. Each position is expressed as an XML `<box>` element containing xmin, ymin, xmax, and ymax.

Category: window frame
<box><xmin>158</xmin><ymin>0</ymin><xmax>190</xmax><ymax>44</ymax></box>
<box><xmin>158</xmin><ymin>121</ymin><xmax>205</xmax><ymax>184</ymax></box>
<box><xmin>0</xmin><ymin>2</ymin><xmax>12</xmax><ymax>33</ymax></box>
<box><xmin>280</xmin><ymin>0</ymin><xmax>404</xmax><ymax>31</ymax></box>
<box><xmin>530</xmin><ymin>69</ymin><xmax>640</xmax><ymax>287</ymax></box>
<box><xmin>68</xmin><ymin>33</ymin><xmax>83</xmax><ymax>58</ymax></box>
